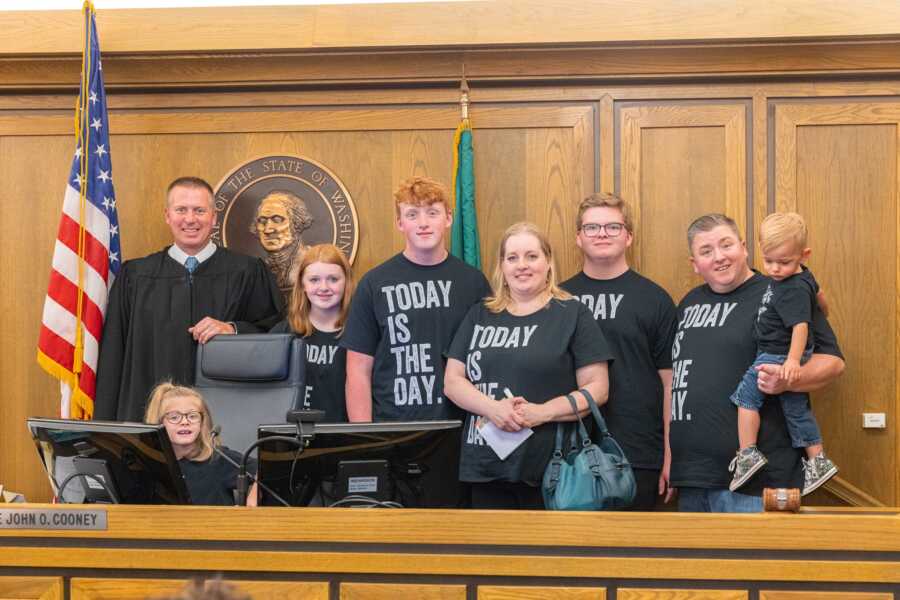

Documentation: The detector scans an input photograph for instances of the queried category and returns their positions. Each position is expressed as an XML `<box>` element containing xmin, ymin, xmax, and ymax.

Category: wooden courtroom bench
<box><xmin>0</xmin><ymin>504</ymin><xmax>898</xmax><ymax>599</ymax></box>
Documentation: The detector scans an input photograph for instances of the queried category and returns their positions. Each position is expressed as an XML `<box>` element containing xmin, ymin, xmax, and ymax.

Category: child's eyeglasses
<box><xmin>162</xmin><ymin>410</ymin><xmax>203</xmax><ymax>425</ymax></box>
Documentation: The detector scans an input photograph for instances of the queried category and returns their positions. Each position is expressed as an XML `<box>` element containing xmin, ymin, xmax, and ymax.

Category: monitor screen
<box><xmin>27</xmin><ymin>418</ymin><xmax>190</xmax><ymax>505</ymax></box>
<box><xmin>256</xmin><ymin>420</ymin><xmax>462</xmax><ymax>508</ymax></box>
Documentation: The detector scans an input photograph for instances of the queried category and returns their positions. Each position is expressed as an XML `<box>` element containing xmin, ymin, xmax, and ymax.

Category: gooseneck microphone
<box><xmin>234</xmin><ymin>410</ymin><xmax>323</xmax><ymax>506</ymax></box>
<box><xmin>210</xmin><ymin>426</ymin><xmax>293</xmax><ymax>507</ymax></box>
<box><xmin>235</xmin><ymin>435</ymin><xmax>303</xmax><ymax>506</ymax></box>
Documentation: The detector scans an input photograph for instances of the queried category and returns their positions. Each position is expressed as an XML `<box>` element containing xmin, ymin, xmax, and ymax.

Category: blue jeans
<box><xmin>730</xmin><ymin>351</ymin><xmax>822</xmax><ymax>448</ymax></box>
<box><xmin>678</xmin><ymin>487</ymin><xmax>763</xmax><ymax>513</ymax></box>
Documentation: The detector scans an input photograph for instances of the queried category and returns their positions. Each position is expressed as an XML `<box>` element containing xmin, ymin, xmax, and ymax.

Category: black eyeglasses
<box><xmin>162</xmin><ymin>410</ymin><xmax>203</xmax><ymax>425</ymax></box>
<box><xmin>580</xmin><ymin>222</ymin><xmax>626</xmax><ymax>238</ymax></box>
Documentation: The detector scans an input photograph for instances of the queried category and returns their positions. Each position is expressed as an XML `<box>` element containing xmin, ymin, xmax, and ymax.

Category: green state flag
<box><xmin>450</xmin><ymin>119</ymin><xmax>481</xmax><ymax>268</ymax></box>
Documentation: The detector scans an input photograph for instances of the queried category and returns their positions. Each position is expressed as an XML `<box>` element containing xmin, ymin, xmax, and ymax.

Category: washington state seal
<box><xmin>212</xmin><ymin>155</ymin><xmax>359</xmax><ymax>293</ymax></box>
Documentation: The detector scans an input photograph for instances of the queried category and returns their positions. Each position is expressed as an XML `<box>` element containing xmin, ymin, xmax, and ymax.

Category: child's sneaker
<box><xmin>728</xmin><ymin>446</ymin><xmax>768</xmax><ymax>491</ymax></box>
<box><xmin>802</xmin><ymin>453</ymin><xmax>838</xmax><ymax>496</ymax></box>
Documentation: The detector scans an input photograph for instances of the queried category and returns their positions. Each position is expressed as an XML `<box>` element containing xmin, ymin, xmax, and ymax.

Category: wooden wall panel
<box><xmin>0</xmin><ymin>135</ymin><xmax>75</xmax><ymax>503</ymax></box>
<box><xmin>72</xmin><ymin>578</ymin><xmax>187</xmax><ymax>600</ymax></box>
<box><xmin>71</xmin><ymin>578</ymin><xmax>328</xmax><ymax>600</ymax></box>
<box><xmin>478</xmin><ymin>586</ymin><xmax>605</xmax><ymax>599</ymax></box>
<box><xmin>340</xmin><ymin>583</ymin><xmax>466</xmax><ymax>600</ymax></box>
<box><xmin>618</xmin><ymin>102</ymin><xmax>748</xmax><ymax>303</ymax></box>
<box><xmin>773</xmin><ymin>101</ymin><xmax>900</xmax><ymax>506</ymax></box>
<box><xmin>0</xmin><ymin>577</ymin><xmax>62</xmax><ymax>600</ymax></box>
<box><xmin>527</xmin><ymin>127</ymin><xmax>581</xmax><ymax>279</ymax></box>
<box><xmin>225</xmin><ymin>580</ymin><xmax>329</xmax><ymax>600</ymax></box>
<box><xmin>471</xmin><ymin>128</ymin><xmax>528</xmax><ymax>274</ymax></box>
<box><xmin>618</xmin><ymin>590</ymin><xmax>746</xmax><ymax>600</ymax></box>
<box><xmin>759</xmin><ymin>592</ymin><xmax>893</xmax><ymax>600</ymax></box>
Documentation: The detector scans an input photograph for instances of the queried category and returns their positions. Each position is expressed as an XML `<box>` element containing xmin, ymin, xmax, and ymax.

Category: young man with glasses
<box><xmin>561</xmin><ymin>193</ymin><xmax>678</xmax><ymax>509</ymax></box>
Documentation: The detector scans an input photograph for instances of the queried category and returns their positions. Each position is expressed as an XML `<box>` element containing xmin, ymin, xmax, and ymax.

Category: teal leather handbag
<box><xmin>542</xmin><ymin>389</ymin><xmax>636</xmax><ymax>511</ymax></box>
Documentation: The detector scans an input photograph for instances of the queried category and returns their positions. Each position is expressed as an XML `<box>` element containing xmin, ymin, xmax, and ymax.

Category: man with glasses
<box><xmin>562</xmin><ymin>193</ymin><xmax>678</xmax><ymax>509</ymax></box>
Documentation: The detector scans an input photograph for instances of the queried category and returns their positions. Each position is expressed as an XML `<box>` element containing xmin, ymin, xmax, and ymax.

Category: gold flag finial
<box><xmin>460</xmin><ymin>65</ymin><xmax>470</xmax><ymax>121</ymax></box>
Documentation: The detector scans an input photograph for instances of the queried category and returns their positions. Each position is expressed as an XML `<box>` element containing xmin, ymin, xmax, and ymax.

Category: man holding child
<box><xmin>669</xmin><ymin>213</ymin><xmax>844</xmax><ymax>512</ymax></box>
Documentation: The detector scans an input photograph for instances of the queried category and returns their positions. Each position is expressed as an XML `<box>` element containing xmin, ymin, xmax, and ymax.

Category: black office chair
<box><xmin>194</xmin><ymin>333</ymin><xmax>305</xmax><ymax>455</ymax></box>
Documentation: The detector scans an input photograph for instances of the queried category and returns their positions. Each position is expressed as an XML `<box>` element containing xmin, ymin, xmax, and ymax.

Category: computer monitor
<box><xmin>27</xmin><ymin>418</ymin><xmax>190</xmax><ymax>505</ymax></box>
<box><xmin>256</xmin><ymin>420</ymin><xmax>462</xmax><ymax>508</ymax></box>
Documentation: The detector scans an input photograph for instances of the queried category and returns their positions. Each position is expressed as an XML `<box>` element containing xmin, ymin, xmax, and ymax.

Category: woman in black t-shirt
<box><xmin>144</xmin><ymin>382</ymin><xmax>256</xmax><ymax>506</ymax></box>
<box><xmin>444</xmin><ymin>222</ymin><xmax>613</xmax><ymax>509</ymax></box>
<box><xmin>270</xmin><ymin>243</ymin><xmax>355</xmax><ymax>422</ymax></box>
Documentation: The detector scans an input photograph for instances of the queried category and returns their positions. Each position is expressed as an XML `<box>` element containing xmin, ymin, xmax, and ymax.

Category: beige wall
<box><xmin>1</xmin><ymin>2</ymin><xmax>898</xmax><ymax>507</ymax></box>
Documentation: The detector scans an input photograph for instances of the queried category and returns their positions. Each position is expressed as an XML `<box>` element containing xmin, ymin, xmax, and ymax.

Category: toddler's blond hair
<box><xmin>759</xmin><ymin>212</ymin><xmax>808</xmax><ymax>254</ymax></box>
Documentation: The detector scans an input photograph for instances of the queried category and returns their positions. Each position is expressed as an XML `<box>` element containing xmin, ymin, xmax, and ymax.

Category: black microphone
<box><xmin>209</xmin><ymin>425</ymin><xmax>293</xmax><ymax>506</ymax></box>
<box><xmin>235</xmin><ymin>412</ymin><xmax>320</xmax><ymax>505</ymax></box>
<box><xmin>236</xmin><ymin>435</ymin><xmax>303</xmax><ymax>505</ymax></box>
<box><xmin>210</xmin><ymin>426</ymin><xmax>236</xmax><ymax>468</ymax></box>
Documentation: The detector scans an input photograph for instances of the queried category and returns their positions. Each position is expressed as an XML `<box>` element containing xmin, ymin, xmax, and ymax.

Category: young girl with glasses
<box><xmin>144</xmin><ymin>382</ymin><xmax>257</xmax><ymax>506</ymax></box>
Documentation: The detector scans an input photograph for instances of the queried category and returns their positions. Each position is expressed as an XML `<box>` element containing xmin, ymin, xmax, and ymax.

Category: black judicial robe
<box><xmin>94</xmin><ymin>246</ymin><xmax>283</xmax><ymax>422</ymax></box>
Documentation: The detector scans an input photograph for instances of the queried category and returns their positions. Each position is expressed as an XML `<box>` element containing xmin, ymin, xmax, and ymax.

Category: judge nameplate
<box><xmin>213</xmin><ymin>155</ymin><xmax>359</xmax><ymax>295</ymax></box>
<box><xmin>0</xmin><ymin>507</ymin><xmax>107</xmax><ymax>530</ymax></box>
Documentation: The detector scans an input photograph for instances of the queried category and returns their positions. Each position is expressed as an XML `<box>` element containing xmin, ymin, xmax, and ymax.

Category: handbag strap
<box><xmin>565</xmin><ymin>393</ymin><xmax>592</xmax><ymax>447</ymax></box>
<box><xmin>580</xmin><ymin>387</ymin><xmax>611</xmax><ymax>437</ymax></box>
<box><xmin>552</xmin><ymin>421</ymin><xmax>565</xmax><ymax>458</ymax></box>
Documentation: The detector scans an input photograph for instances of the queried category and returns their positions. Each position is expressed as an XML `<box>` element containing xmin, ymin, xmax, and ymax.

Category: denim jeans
<box><xmin>678</xmin><ymin>487</ymin><xmax>763</xmax><ymax>513</ymax></box>
<box><xmin>730</xmin><ymin>351</ymin><xmax>822</xmax><ymax>448</ymax></box>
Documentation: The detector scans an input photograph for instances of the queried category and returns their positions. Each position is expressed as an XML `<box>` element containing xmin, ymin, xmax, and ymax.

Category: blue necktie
<box><xmin>184</xmin><ymin>256</ymin><xmax>199</xmax><ymax>279</ymax></box>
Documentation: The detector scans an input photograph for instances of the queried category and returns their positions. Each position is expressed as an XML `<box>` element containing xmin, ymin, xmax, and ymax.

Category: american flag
<box><xmin>36</xmin><ymin>3</ymin><xmax>120</xmax><ymax>419</ymax></box>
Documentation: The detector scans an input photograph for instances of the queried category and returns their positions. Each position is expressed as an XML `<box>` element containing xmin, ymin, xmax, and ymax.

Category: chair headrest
<box><xmin>199</xmin><ymin>334</ymin><xmax>294</xmax><ymax>382</ymax></box>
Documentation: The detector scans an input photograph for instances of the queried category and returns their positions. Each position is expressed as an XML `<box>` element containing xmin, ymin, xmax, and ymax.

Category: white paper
<box><xmin>476</xmin><ymin>418</ymin><xmax>533</xmax><ymax>460</ymax></box>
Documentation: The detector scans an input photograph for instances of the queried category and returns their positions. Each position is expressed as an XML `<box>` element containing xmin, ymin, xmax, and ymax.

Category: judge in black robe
<box><xmin>94</xmin><ymin>246</ymin><xmax>283</xmax><ymax>421</ymax></box>
<box><xmin>94</xmin><ymin>177</ymin><xmax>283</xmax><ymax>421</ymax></box>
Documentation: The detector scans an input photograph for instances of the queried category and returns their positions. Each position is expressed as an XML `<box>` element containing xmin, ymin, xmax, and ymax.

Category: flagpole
<box><xmin>450</xmin><ymin>68</ymin><xmax>481</xmax><ymax>268</ymax></box>
<box><xmin>73</xmin><ymin>1</ymin><xmax>94</xmax><ymax>381</ymax></box>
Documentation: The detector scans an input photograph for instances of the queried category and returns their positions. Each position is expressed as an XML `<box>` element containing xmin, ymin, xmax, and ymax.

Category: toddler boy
<box><xmin>728</xmin><ymin>212</ymin><xmax>838</xmax><ymax>496</ymax></box>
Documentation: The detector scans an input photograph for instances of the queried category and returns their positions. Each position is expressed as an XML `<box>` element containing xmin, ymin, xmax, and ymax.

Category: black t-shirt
<box><xmin>561</xmin><ymin>269</ymin><xmax>677</xmax><ymax>469</ymax></box>
<box><xmin>178</xmin><ymin>447</ymin><xmax>256</xmax><ymax>506</ymax></box>
<box><xmin>447</xmin><ymin>298</ymin><xmax>613</xmax><ymax>486</ymax></box>
<box><xmin>271</xmin><ymin>321</ymin><xmax>348</xmax><ymax>422</ymax></box>
<box><xmin>756</xmin><ymin>268</ymin><xmax>818</xmax><ymax>355</ymax></box>
<box><xmin>669</xmin><ymin>272</ymin><xmax>842</xmax><ymax>494</ymax></box>
<box><xmin>341</xmin><ymin>253</ymin><xmax>491</xmax><ymax>421</ymax></box>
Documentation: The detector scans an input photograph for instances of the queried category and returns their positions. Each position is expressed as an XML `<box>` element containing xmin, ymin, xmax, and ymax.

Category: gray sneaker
<box><xmin>802</xmin><ymin>453</ymin><xmax>838</xmax><ymax>496</ymax></box>
<box><xmin>728</xmin><ymin>446</ymin><xmax>768</xmax><ymax>491</ymax></box>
